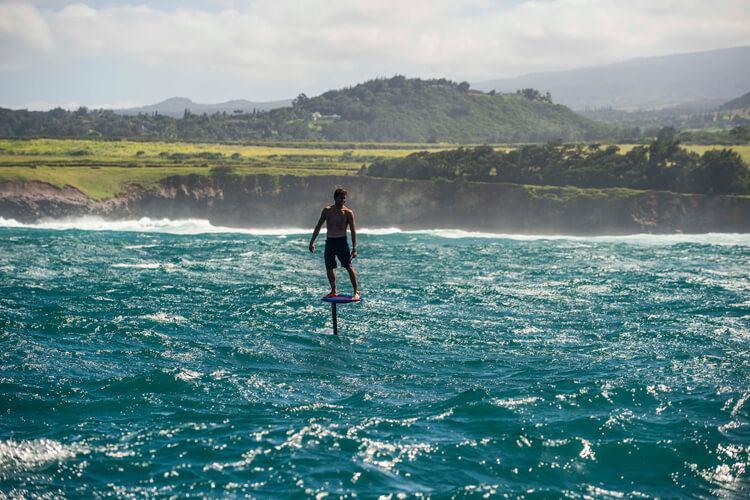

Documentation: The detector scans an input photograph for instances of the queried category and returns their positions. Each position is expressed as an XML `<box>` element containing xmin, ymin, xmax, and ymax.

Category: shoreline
<box><xmin>2</xmin><ymin>176</ymin><xmax>750</xmax><ymax>235</ymax></box>
<box><xmin>2</xmin><ymin>215</ymin><xmax>750</xmax><ymax>245</ymax></box>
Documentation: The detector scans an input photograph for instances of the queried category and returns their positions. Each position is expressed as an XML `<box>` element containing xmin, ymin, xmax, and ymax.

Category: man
<box><xmin>309</xmin><ymin>187</ymin><xmax>360</xmax><ymax>300</ymax></box>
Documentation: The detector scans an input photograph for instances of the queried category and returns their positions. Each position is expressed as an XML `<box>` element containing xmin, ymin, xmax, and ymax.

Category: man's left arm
<box><xmin>349</xmin><ymin>210</ymin><xmax>357</xmax><ymax>259</ymax></box>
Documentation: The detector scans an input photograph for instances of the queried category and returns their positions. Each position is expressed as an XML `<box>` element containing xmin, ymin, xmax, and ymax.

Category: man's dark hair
<box><xmin>334</xmin><ymin>187</ymin><xmax>347</xmax><ymax>199</ymax></box>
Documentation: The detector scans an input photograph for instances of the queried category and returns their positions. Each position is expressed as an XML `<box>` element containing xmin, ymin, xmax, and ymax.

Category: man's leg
<box><xmin>324</xmin><ymin>241</ymin><xmax>337</xmax><ymax>297</ymax></box>
<box><xmin>325</xmin><ymin>268</ymin><xmax>337</xmax><ymax>297</ymax></box>
<box><xmin>346</xmin><ymin>266</ymin><xmax>359</xmax><ymax>300</ymax></box>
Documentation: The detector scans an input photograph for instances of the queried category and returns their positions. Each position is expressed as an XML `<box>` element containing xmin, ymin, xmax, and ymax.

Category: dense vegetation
<box><xmin>0</xmin><ymin>77</ymin><xmax>614</xmax><ymax>143</ymax></box>
<box><xmin>720</xmin><ymin>92</ymin><xmax>750</xmax><ymax>111</ymax></box>
<box><xmin>676</xmin><ymin>126</ymin><xmax>750</xmax><ymax>145</ymax></box>
<box><xmin>363</xmin><ymin>130</ymin><xmax>750</xmax><ymax>195</ymax></box>
<box><xmin>285</xmin><ymin>79</ymin><xmax>613</xmax><ymax>142</ymax></box>
<box><xmin>580</xmin><ymin>108</ymin><xmax>750</xmax><ymax>140</ymax></box>
<box><xmin>2</xmin><ymin>138</ymin><xmax>749</xmax><ymax>199</ymax></box>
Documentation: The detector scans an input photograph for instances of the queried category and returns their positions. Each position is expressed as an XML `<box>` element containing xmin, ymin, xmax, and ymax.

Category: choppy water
<box><xmin>1</xmin><ymin>217</ymin><xmax>749</xmax><ymax>498</ymax></box>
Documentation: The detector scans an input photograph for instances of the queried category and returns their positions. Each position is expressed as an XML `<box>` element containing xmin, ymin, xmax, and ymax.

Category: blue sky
<box><xmin>1</xmin><ymin>0</ymin><xmax>748</xmax><ymax>109</ymax></box>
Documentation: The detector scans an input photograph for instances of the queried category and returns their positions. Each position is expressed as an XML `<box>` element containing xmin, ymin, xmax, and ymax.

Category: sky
<box><xmin>1</xmin><ymin>0</ymin><xmax>749</xmax><ymax>110</ymax></box>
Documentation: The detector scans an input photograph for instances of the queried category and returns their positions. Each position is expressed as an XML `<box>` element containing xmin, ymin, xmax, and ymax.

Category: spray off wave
<box><xmin>0</xmin><ymin>216</ymin><xmax>308</xmax><ymax>236</ymax></box>
<box><xmin>0</xmin><ymin>216</ymin><xmax>749</xmax><ymax>245</ymax></box>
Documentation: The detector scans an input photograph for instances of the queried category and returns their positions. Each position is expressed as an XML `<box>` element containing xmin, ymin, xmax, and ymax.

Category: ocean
<box><xmin>1</xmin><ymin>217</ymin><xmax>748</xmax><ymax>498</ymax></box>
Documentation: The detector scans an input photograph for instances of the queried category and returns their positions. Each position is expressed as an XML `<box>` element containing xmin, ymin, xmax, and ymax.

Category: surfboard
<box><xmin>322</xmin><ymin>295</ymin><xmax>360</xmax><ymax>335</ymax></box>
<box><xmin>321</xmin><ymin>295</ymin><xmax>361</xmax><ymax>304</ymax></box>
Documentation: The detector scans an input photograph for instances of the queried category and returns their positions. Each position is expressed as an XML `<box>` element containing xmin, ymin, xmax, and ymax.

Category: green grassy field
<box><xmin>0</xmin><ymin>138</ymin><xmax>456</xmax><ymax>161</ymax></box>
<box><xmin>0</xmin><ymin>139</ymin><xmax>746</xmax><ymax>200</ymax></box>
<box><xmin>0</xmin><ymin>139</ymin><xmax>460</xmax><ymax>199</ymax></box>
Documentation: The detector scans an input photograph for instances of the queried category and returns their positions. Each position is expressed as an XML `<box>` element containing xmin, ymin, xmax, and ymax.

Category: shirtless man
<box><xmin>309</xmin><ymin>188</ymin><xmax>360</xmax><ymax>300</ymax></box>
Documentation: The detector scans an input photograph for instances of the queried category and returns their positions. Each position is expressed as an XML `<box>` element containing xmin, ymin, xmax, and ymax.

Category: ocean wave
<box><xmin>0</xmin><ymin>438</ymin><xmax>87</xmax><ymax>472</ymax></box>
<box><xmin>403</xmin><ymin>228</ymin><xmax>750</xmax><ymax>245</ymax></box>
<box><xmin>0</xmin><ymin>216</ymin><xmax>308</xmax><ymax>235</ymax></box>
<box><xmin>141</xmin><ymin>312</ymin><xmax>189</xmax><ymax>324</ymax></box>
<box><xmin>0</xmin><ymin>216</ymin><xmax>749</xmax><ymax>244</ymax></box>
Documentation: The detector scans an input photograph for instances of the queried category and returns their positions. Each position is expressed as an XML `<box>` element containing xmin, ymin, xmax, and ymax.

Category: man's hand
<box><xmin>309</xmin><ymin>242</ymin><xmax>315</xmax><ymax>253</ymax></box>
<box><xmin>351</xmin><ymin>248</ymin><xmax>357</xmax><ymax>260</ymax></box>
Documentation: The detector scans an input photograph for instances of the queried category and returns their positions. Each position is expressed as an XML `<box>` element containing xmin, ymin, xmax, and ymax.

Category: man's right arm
<box><xmin>309</xmin><ymin>209</ymin><xmax>326</xmax><ymax>252</ymax></box>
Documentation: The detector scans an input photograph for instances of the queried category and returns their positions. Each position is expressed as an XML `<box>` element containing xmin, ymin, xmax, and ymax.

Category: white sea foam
<box><xmin>0</xmin><ymin>438</ymin><xmax>86</xmax><ymax>472</ymax></box>
<box><xmin>403</xmin><ymin>228</ymin><xmax>750</xmax><ymax>245</ymax></box>
<box><xmin>142</xmin><ymin>312</ymin><xmax>188</xmax><ymax>324</ymax></box>
<box><xmin>0</xmin><ymin>216</ymin><xmax>749</xmax><ymax>244</ymax></box>
<box><xmin>112</xmin><ymin>262</ymin><xmax>161</xmax><ymax>269</ymax></box>
<box><xmin>0</xmin><ymin>216</ymin><xmax>308</xmax><ymax>235</ymax></box>
<box><xmin>0</xmin><ymin>217</ymin><xmax>407</xmax><ymax>236</ymax></box>
<box><xmin>175</xmin><ymin>369</ymin><xmax>202</xmax><ymax>382</ymax></box>
<box><xmin>492</xmin><ymin>396</ymin><xmax>543</xmax><ymax>409</ymax></box>
<box><xmin>0</xmin><ymin>217</ymin><xmax>24</xmax><ymax>227</ymax></box>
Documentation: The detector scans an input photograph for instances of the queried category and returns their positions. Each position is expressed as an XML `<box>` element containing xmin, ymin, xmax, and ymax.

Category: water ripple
<box><xmin>1</xmin><ymin>226</ymin><xmax>749</xmax><ymax>497</ymax></box>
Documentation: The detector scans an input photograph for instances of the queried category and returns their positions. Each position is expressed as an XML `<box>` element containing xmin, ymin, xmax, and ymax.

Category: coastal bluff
<box><xmin>1</xmin><ymin>174</ymin><xmax>749</xmax><ymax>234</ymax></box>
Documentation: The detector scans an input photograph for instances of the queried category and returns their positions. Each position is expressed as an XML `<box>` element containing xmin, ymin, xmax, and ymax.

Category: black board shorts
<box><xmin>325</xmin><ymin>237</ymin><xmax>352</xmax><ymax>269</ymax></box>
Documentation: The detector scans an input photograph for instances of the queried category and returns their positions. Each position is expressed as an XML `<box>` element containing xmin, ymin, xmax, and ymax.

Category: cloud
<box><xmin>1</xmin><ymin>0</ymin><xmax>749</xmax><ymax>86</ymax></box>
<box><xmin>0</xmin><ymin>2</ymin><xmax>54</xmax><ymax>71</ymax></box>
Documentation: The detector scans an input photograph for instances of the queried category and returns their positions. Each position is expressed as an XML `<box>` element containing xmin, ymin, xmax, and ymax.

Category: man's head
<box><xmin>333</xmin><ymin>187</ymin><xmax>347</xmax><ymax>206</ymax></box>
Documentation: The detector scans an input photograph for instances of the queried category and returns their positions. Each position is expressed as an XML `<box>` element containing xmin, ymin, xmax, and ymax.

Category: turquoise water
<box><xmin>1</xmin><ymin>218</ymin><xmax>749</xmax><ymax>498</ymax></box>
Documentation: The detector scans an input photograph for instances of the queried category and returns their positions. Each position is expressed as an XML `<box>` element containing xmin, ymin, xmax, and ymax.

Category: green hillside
<box><xmin>720</xmin><ymin>91</ymin><xmax>750</xmax><ymax>110</ymax></box>
<box><xmin>0</xmin><ymin>77</ymin><xmax>612</xmax><ymax>143</ymax></box>
<box><xmin>291</xmin><ymin>77</ymin><xmax>611</xmax><ymax>142</ymax></box>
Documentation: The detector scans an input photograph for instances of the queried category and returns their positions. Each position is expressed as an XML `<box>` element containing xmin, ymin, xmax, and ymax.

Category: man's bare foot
<box><xmin>324</xmin><ymin>291</ymin><xmax>337</xmax><ymax>298</ymax></box>
<box><xmin>352</xmin><ymin>292</ymin><xmax>360</xmax><ymax>301</ymax></box>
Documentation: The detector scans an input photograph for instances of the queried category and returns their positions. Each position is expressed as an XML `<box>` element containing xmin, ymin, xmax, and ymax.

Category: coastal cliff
<box><xmin>1</xmin><ymin>175</ymin><xmax>749</xmax><ymax>234</ymax></box>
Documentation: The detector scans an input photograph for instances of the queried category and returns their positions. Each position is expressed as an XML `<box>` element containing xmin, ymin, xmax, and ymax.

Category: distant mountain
<box><xmin>474</xmin><ymin>46</ymin><xmax>750</xmax><ymax>111</ymax></box>
<box><xmin>115</xmin><ymin>97</ymin><xmax>292</xmax><ymax>117</ymax></box>
<box><xmin>720</xmin><ymin>91</ymin><xmax>750</xmax><ymax>110</ymax></box>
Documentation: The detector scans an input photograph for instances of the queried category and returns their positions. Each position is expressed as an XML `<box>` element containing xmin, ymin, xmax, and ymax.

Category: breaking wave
<box><xmin>0</xmin><ymin>216</ymin><xmax>749</xmax><ymax>245</ymax></box>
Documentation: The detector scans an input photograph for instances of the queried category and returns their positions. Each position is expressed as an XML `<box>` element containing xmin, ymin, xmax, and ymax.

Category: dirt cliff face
<box><xmin>1</xmin><ymin>176</ymin><xmax>749</xmax><ymax>234</ymax></box>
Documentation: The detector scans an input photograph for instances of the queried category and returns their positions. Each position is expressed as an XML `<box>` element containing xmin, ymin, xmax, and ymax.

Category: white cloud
<box><xmin>1</xmin><ymin>0</ymin><xmax>748</xmax><ymax>85</ymax></box>
<box><xmin>0</xmin><ymin>2</ymin><xmax>54</xmax><ymax>71</ymax></box>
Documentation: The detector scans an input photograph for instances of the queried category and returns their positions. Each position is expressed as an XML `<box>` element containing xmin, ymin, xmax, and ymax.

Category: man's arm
<box><xmin>309</xmin><ymin>209</ymin><xmax>326</xmax><ymax>253</ymax></box>
<box><xmin>348</xmin><ymin>210</ymin><xmax>357</xmax><ymax>259</ymax></box>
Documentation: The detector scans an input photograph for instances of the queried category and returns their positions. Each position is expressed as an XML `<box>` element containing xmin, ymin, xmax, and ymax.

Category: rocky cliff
<box><xmin>1</xmin><ymin>175</ymin><xmax>749</xmax><ymax>234</ymax></box>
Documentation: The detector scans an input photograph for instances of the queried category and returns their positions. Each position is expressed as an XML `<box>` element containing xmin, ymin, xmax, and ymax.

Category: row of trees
<box><xmin>363</xmin><ymin>135</ymin><xmax>749</xmax><ymax>195</ymax></box>
<box><xmin>0</xmin><ymin>107</ymin><xmax>291</xmax><ymax>142</ymax></box>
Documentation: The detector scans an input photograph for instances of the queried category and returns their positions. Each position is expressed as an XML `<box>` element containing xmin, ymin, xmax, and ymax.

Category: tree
<box><xmin>657</xmin><ymin>126</ymin><xmax>677</xmax><ymax>144</ymax></box>
<box><xmin>729</xmin><ymin>126</ymin><xmax>749</xmax><ymax>142</ymax></box>
<box><xmin>292</xmin><ymin>93</ymin><xmax>309</xmax><ymax>108</ymax></box>
<box><xmin>516</xmin><ymin>88</ymin><xmax>551</xmax><ymax>103</ymax></box>
<box><xmin>701</xmin><ymin>149</ymin><xmax>749</xmax><ymax>194</ymax></box>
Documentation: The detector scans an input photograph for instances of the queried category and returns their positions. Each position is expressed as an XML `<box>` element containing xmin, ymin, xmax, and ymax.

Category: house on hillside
<box><xmin>311</xmin><ymin>112</ymin><xmax>341</xmax><ymax>121</ymax></box>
